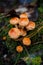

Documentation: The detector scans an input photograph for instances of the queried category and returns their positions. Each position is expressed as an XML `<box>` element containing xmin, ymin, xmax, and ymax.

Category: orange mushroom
<box><xmin>26</xmin><ymin>21</ymin><xmax>35</xmax><ymax>30</ymax></box>
<box><xmin>2</xmin><ymin>36</ymin><xmax>6</xmax><ymax>40</ymax></box>
<box><xmin>8</xmin><ymin>28</ymin><xmax>21</xmax><ymax>39</ymax></box>
<box><xmin>20</xmin><ymin>13</ymin><xmax>28</xmax><ymax>18</ymax></box>
<box><xmin>10</xmin><ymin>17</ymin><xmax>20</xmax><ymax>25</ymax></box>
<box><xmin>22</xmin><ymin>37</ymin><xmax>31</xmax><ymax>46</ymax></box>
<box><xmin>19</xmin><ymin>18</ymin><xmax>29</xmax><ymax>27</ymax></box>
<box><xmin>16</xmin><ymin>45</ymin><xmax>23</xmax><ymax>53</ymax></box>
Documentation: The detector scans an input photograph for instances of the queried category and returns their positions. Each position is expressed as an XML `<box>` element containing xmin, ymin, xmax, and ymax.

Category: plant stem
<box><xmin>29</xmin><ymin>26</ymin><xmax>43</xmax><ymax>38</ymax></box>
<box><xmin>23</xmin><ymin>46</ymin><xmax>32</xmax><ymax>62</ymax></box>
<box><xmin>14</xmin><ymin>53</ymin><xmax>20</xmax><ymax>65</ymax></box>
<box><xmin>0</xmin><ymin>24</ymin><xmax>11</xmax><ymax>31</ymax></box>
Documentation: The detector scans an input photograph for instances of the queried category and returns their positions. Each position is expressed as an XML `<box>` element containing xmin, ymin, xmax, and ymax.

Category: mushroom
<box><xmin>22</xmin><ymin>37</ymin><xmax>31</xmax><ymax>46</ymax></box>
<box><xmin>2</xmin><ymin>36</ymin><xmax>6</xmax><ymax>40</ymax></box>
<box><xmin>20</xmin><ymin>29</ymin><xmax>27</xmax><ymax>36</ymax></box>
<box><xmin>16</xmin><ymin>45</ymin><xmax>23</xmax><ymax>53</ymax></box>
<box><xmin>19</xmin><ymin>18</ymin><xmax>29</xmax><ymax>27</ymax></box>
<box><xmin>26</xmin><ymin>21</ymin><xmax>36</xmax><ymax>30</ymax></box>
<box><xmin>9</xmin><ymin>17</ymin><xmax>20</xmax><ymax>25</ymax></box>
<box><xmin>20</xmin><ymin>13</ymin><xmax>28</xmax><ymax>18</ymax></box>
<box><xmin>8</xmin><ymin>28</ymin><xmax>21</xmax><ymax>39</ymax></box>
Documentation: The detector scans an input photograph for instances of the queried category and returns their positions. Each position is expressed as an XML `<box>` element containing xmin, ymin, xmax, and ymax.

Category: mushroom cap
<box><xmin>8</xmin><ymin>28</ymin><xmax>21</xmax><ymax>39</ymax></box>
<box><xmin>26</xmin><ymin>21</ymin><xmax>35</xmax><ymax>30</ymax></box>
<box><xmin>23</xmin><ymin>37</ymin><xmax>31</xmax><ymax>46</ymax></box>
<box><xmin>2</xmin><ymin>36</ymin><xmax>6</xmax><ymax>40</ymax></box>
<box><xmin>10</xmin><ymin>17</ymin><xmax>19</xmax><ymax>25</ymax></box>
<box><xmin>16</xmin><ymin>46</ymin><xmax>23</xmax><ymax>53</ymax></box>
<box><xmin>20</xmin><ymin>29</ymin><xmax>27</xmax><ymax>36</ymax></box>
<box><xmin>19</xmin><ymin>18</ymin><xmax>29</xmax><ymax>27</ymax></box>
<box><xmin>20</xmin><ymin>13</ymin><xmax>28</xmax><ymax>18</ymax></box>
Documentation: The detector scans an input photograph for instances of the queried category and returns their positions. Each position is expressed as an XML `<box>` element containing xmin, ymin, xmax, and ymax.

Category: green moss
<box><xmin>32</xmin><ymin>56</ymin><xmax>41</xmax><ymax>65</ymax></box>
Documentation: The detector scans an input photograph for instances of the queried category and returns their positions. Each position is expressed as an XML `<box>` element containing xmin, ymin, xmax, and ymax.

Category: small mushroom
<box><xmin>26</xmin><ymin>21</ymin><xmax>36</xmax><ymax>30</ymax></box>
<box><xmin>19</xmin><ymin>18</ymin><xmax>29</xmax><ymax>27</ymax></box>
<box><xmin>20</xmin><ymin>29</ymin><xmax>27</xmax><ymax>36</ymax></box>
<box><xmin>9</xmin><ymin>17</ymin><xmax>20</xmax><ymax>25</ymax></box>
<box><xmin>2</xmin><ymin>36</ymin><xmax>6</xmax><ymax>40</ymax></box>
<box><xmin>16</xmin><ymin>45</ymin><xmax>23</xmax><ymax>53</ymax></box>
<box><xmin>20</xmin><ymin>13</ymin><xmax>28</xmax><ymax>18</ymax></box>
<box><xmin>22</xmin><ymin>37</ymin><xmax>31</xmax><ymax>46</ymax></box>
<box><xmin>8</xmin><ymin>28</ymin><xmax>21</xmax><ymax>39</ymax></box>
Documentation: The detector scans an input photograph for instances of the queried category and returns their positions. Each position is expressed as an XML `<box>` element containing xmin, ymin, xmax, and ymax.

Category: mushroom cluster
<box><xmin>8</xmin><ymin>13</ymin><xmax>36</xmax><ymax>53</ymax></box>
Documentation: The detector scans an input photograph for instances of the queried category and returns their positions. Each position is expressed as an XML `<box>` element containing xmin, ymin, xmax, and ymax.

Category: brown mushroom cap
<box><xmin>23</xmin><ymin>37</ymin><xmax>31</xmax><ymax>46</ymax></box>
<box><xmin>16</xmin><ymin>46</ymin><xmax>23</xmax><ymax>53</ymax></box>
<box><xmin>8</xmin><ymin>28</ymin><xmax>21</xmax><ymax>39</ymax></box>
<box><xmin>26</xmin><ymin>21</ymin><xmax>36</xmax><ymax>30</ymax></box>
<box><xmin>20</xmin><ymin>13</ymin><xmax>28</xmax><ymax>18</ymax></box>
<box><xmin>10</xmin><ymin>17</ymin><xmax>20</xmax><ymax>25</ymax></box>
<box><xmin>19</xmin><ymin>18</ymin><xmax>29</xmax><ymax>27</ymax></box>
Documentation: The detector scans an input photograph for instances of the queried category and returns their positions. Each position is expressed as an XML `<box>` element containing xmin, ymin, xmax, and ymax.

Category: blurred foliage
<box><xmin>32</xmin><ymin>56</ymin><xmax>41</xmax><ymax>65</ymax></box>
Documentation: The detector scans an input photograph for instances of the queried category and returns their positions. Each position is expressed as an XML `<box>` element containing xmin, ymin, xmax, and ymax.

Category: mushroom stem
<box><xmin>21</xmin><ymin>27</ymin><xmax>24</xmax><ymax>29</ymax></box>
<box><xmin>15</xmin><ymin>24</ymin><xmax>18</xmax><ymax>28</ymax></box>
<box><xmin>15</xmin><ymin>26</ymin><xmax>43</xmax><ymax>41</ymax></box>
<box><xmin>18</xmin><ymin>25</ymin><xmax>24</xmax><ymax>29</ymax></box>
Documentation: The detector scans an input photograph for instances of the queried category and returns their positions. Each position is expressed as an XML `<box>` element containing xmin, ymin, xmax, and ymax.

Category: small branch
<box><xmin>32</xmin><ymin>41</ymin><xmax>43</xmax><ymax>45</ymax></box>
<box><xmin>26</xmin><ymin>26</ymin><xmax>43</xmax><ymax>38</ymax></box>
<box><xmin>0</xmin><ymin>14</ymin><xmax>10</xmax><ymax>18</ymax></box>
<box><xmin>15</xmin><ymin>25</ymin><xmax>18</xmax><ymax>28</ymax></box>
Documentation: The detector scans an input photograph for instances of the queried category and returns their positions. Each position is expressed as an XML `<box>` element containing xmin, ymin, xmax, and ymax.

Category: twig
<box><xmin>29</xmin><ymin>26</ymin><xmax>43</xmax><ymax>38</ymax></box>
<box><xmin>32</xmin><ymin>41</ymin><xmax>43</xmax><ymax>45</ymax></box>
<box><xmin>0</xmin><ymin>14</ymin><xmax>10</xmax><ymax>18</ymax></box>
